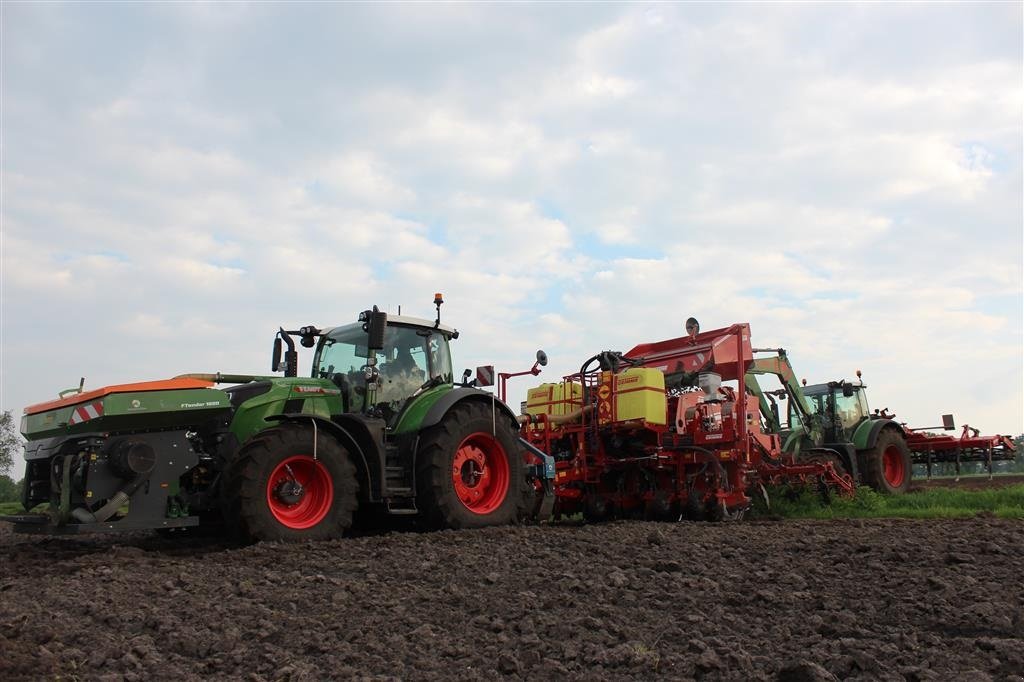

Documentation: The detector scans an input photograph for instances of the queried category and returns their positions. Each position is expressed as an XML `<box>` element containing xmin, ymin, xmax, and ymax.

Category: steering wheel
<box><xmin>415</xmin><ymin>374</ymin><xmax>444</xmax><ymax>395</ymax></box>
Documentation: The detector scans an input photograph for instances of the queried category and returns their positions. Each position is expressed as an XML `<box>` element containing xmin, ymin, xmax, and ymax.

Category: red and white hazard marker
<box><xmin>475</xmin><ymin>365</ymin><xmax>495</xmax><ymax>387</ymax></box>
<box><xmin>68</xmin><ymin>401</ymin><xmax>104</xmax><ymax>425</ymax></box>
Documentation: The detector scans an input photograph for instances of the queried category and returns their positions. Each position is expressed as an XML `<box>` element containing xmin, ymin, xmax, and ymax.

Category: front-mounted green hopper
<box><xmin>15</xmin><ymin>378</ymin><xmax>231</xmax><ymax>532</ymax></box>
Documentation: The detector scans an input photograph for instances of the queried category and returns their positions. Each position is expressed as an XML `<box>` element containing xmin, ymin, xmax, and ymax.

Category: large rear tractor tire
<box><xmin>223</xmin><ymin>424</ymin><xmax>359</xmax><ymax>542</ymax></box>
<box><xmin>859</xmin><ymin>428</ymin><xmax>912</xmax><ymax>494</ymax></box>
<box><xmin>416</xmin><ymin>401</ymin><xmax>524</xmax><ymax>530</ymax></box>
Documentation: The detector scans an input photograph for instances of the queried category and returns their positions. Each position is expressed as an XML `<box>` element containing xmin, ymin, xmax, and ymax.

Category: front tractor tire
<box><xmin>859</xmin><ymin>428</ymin><xmax>912</xmax><ymax>494</ymax></box>
<box><xmin>416</xmin><ymin>401</ymin><xmax>524</xmax><ymax>530</ymax></box>
<box><xmin>224</xmin><ymin>425</ymin><xmax>358</xmax><ymax>542</ymax></box>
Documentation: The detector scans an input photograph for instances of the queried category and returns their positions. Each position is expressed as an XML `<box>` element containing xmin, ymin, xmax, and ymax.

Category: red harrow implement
<box><xmin>905</xmin><ymin>423</ymin><xmax>1018</xmax><ymax>478</ymax></box>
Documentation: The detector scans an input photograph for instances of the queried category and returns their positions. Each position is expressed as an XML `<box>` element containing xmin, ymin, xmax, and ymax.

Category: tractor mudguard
<box><xmin>265</xmin><ymin>414</ymin><xmax>378</xmax><ymax>502</ymax></box>
<box><xmin>24</xmin><ymin>436</ymin><xmax>67</xmax><ymax>462</ymax></box>
<box><xmin>333</xmin><ymin>413</ymin><xmax>387</xmax><ymax>501</ymax></box>
<box><xmin>852</xmin><ymin>418</ymin><xmax>904</xmax><ymax>451</ymax></box>
<box><xmin>419</xmin><ymin>387</ymin><xmax>519</xmax><ymax>431</ymax></box>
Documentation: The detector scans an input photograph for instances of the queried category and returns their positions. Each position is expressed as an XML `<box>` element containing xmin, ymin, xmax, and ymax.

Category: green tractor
<box><xmin>745</xmin><ymin>350</ymin><xmax>913</xmax><ymax>494</ymax></box>
<box><xmin>796</xmin><ymin>378</ymin><xmax>913</xmax><ymax>494</ymax></box>
<box><xmin>7</xmin><ymin>296</ymin><xmax>541</xmax><ymax>541</ymax></box>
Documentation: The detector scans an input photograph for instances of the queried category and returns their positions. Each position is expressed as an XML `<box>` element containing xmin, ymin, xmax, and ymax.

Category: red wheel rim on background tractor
<box><xmin>882</xmin><ymin>444</ymin><xmax>906</xmax><ymax>488</ymax></box>
<box><xmin>451</xmin><ymin>432</ymin><xmax>510</xmax><ymax>514</ymax></box>
<box><xmin>265</xmin><ymin>455</ymin><xmax>334</xmax><ymax>529</ymax></box>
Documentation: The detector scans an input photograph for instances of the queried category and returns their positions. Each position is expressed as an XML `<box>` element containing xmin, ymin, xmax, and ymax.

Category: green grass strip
<box><xmin>753</xmin><ymin>484</ymin><xmax>1024</xmax><ymax>520</ymax></box>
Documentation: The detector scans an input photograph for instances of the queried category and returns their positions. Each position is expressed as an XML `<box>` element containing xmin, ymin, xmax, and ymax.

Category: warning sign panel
<box><xmin>476</xmin><ymin>365</ymin><xmax>495</xmax><ymax>387</ymax></box>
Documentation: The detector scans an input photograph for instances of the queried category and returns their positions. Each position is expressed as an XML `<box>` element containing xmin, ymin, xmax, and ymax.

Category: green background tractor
<box><xmin>745</xmin><ymin>349</ymin><xmax>913</xmax><ymax>494</ymax></box>
<box><xmin>797</xmin><ymin>379</ymin><xmax>913</xmax><ymax>494</ymax></box>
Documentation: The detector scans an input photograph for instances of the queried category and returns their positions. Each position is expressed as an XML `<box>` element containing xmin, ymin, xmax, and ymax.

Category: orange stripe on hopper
<box><xmin>24</xmin><ymin>378</ymin><xmax>214</xmax><ymax>415</ymax></box>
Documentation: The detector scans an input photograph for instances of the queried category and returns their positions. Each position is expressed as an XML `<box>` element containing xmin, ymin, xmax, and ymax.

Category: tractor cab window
<box><xmin>315</xmin><ymin>324</ymin><xmax>377</xmax><ymax>412</ymax></box>
<box><xmin>378</xmin><ymin>326</ymin><xmax>453</xmax><ymax>382</ymax></box>
<box><xmin>376</xmin><ymin>326</ymin><xmax>429</xmax><ymax>404</ymax></box>
<box><xmin>316</xmin><ymin>323</ymin><xmax>453</xmax><ymax>414</ymax></box>
<box><xmin>856</xmin><ymin>387</ymin><xmax>870</xmax><ymax>416</ymax></box>
<box><xmin>792</xmin><ymin>394</ymin><xmax>823</xmax><ymax>424</ymax></box>
<box><xmin>832</xmin><ymin>388</ymin><xmax>868</xmax><ymax>433</ymax></box>
<box><xmin>373</xmin><ymin>325</ymin><xmax>454</xmax><ymax>418</ymax></box>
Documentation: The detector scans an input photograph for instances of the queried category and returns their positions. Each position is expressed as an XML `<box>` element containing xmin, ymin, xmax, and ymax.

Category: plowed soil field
<box><xmin>2</xmin><ymin>517</ymin><xmax>1023</xmax><ymax>681</ymax></box>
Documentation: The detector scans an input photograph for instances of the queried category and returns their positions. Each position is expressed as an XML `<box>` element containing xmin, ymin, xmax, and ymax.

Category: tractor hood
<box><xmin>21</xmin><ymin>378</ymin><xmax>232</xmax><ymax>440</ymax></box>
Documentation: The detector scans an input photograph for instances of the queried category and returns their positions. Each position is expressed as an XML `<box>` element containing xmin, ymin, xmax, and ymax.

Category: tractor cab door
<box><xmin>373</xmin><ymin>325</ymin><xmax>453</xmax><ymax>423</ymax></box>
<box><xmin>826</xmin><ymin>386</ymin><xmax>870</xmax><ymax>441</ymax></box>
<box><xmin>376</xmin><ymin>327</ymin><xmax>431</xmax><ymax>404</ymax></box>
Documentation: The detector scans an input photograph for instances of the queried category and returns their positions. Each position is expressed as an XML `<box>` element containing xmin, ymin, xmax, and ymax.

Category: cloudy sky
<box><xmin>2</xmin><ymin>2</ymin><xmax>1022</xmax><ymax>452</ymax></box>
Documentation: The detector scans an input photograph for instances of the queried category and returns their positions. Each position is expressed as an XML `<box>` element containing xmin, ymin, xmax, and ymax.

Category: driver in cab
<box><xmin>379</xmin><ymin>344</ymin><xmax>425</xmax><ymax>404</ymax></box>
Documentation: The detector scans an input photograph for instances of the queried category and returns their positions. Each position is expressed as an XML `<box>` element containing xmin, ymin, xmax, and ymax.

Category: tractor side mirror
<box><xmin>276</xmin><ymin>328</ymin><xmax>298</xmax><ymax>377</ymax></box>
<box><xmin>272</xmin><ymin>337</ymin><xmax>282</xmax><ymax>372</ymax></box>
<box><xmin>942</xmin><ymin>413</ymin><xmax>955</xmax><ymax>431</ymax></box>
<box><xmin>842</xmin><ymin>383</ymin><xmax>854</xmax><ymax>398</ymax></box>
<box><xmin>536</xmin><ymin>350</ymin><xmax>548</xmax><ymax>367</ymax></box>
<box><xmin>366</xmin><ymin>310</ymin><xmax>387</xmax><ymax>351</ymax></box>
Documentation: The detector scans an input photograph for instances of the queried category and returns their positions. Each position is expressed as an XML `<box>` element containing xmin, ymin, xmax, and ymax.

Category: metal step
<box><xmin>385</xmin><ymin>497</ymin><xmax>418</xmax><ymax>515</ymax></box>
<box><xmin>385</xmin><ymin>464</ymin><xmax>412</xmax><ymax>496</ymax></box>
<box><xmin>385</xmin><ymin>508</ymin><xmax>418</xmax><ymax>516</ymax></box>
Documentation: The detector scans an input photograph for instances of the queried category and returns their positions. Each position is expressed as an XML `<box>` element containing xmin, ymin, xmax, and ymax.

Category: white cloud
<box><xmin>1</xmin><ymin>3</ymin><xmax>1020</xmax><ymax>442</ymax></box>
<box><xmin>579</xmin><ymin>74</ymin><xmax>639</xmax><ymax>99</ymax></box>
<box><xmin>157</xmin><ymin>257</ymin><xmax>246</xmax><ymax>288</ymax></box>
<box><xmin>317</xmin><ymin>153</ymin><xmax>416</xmax><ymax>206</ymax></box>
<box><xmin>116</xmin><ymin>313</ymin><xmax>173</xmax><ymax>339</ymax></box>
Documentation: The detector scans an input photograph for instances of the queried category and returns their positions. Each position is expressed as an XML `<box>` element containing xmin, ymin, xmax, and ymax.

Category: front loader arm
<box><xmin>746</xmin><ymin>351</ymin><xmax>823</xmax><ymax>447</ymax></box>
<box><xmin>745</xmin><ymin>376</ymin><xmax>782</xmax><ymax>433</ymax></box>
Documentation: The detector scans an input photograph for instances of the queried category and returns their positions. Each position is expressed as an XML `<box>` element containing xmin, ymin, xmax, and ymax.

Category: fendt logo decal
<box><xmin>292</xmin><ymin>386</ymin><xmax>341</xmax><ymax>395</ymax></box>
<box><xmin>68</xmin><ymin>401</ymin><xmax>104</xmax><ymax>425</ymax></box>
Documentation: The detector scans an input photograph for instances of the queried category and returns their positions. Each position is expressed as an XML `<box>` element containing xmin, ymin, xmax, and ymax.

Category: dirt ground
<box><xmin>1</xmin><ymin>517</ymin><xmax>1023</xmax><ymax>681</ymax></box>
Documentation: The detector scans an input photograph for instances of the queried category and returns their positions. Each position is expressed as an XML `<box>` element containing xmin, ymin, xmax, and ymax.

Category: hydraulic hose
<box><xmin>175</xmin><ymin>372</ymin><xmax>261</xmax><ymax>384</ymax></box>
<box><xmin>579</xmin><ymin>351</ymin><xmax>628</xmax><ymax>376</ymax></box>
<box><xmin>70</xmin><ymin>474</ymin><xmax>150</xmax><ymax>524</ymax></box>
<box><xmin>678</xmin><ymin>445</ymin><xmax>730</xmax><ymax>491</ymax></box>
<box><xmin>579</xmin><ymin>354</ymin><xmax>605</xmax><ymax>376</ymax></box>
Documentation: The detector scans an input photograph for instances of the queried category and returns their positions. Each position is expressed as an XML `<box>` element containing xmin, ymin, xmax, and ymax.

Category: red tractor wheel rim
<box><xmin>882</xmin><ymin>445</ymin><xmax>906</xmax><ymax>488</ymax></box>
<box><xmin>266</xmin><ymin>455</ymin><xmax>334</xmax><ymax>529</ymax></box>
<box><xmin>451</xmin><ymin>432</ymin><xmax>510</xmax><ymax>515</ymax></box>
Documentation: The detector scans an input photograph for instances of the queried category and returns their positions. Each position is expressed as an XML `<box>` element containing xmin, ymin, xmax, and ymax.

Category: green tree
<box><xmin>0</xmin><ymin>474</ymin><xmax>20</xmax><ymax>503</ymax></box>
<box><xmin>0</xmin><ymin>410</ymin><xmax>23</xmax><ymax>475</ymax></box>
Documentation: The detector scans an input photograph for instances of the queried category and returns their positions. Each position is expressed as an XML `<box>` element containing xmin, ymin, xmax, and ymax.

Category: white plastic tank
<box><xmin>698</xmin><ymin>372</ymin><xmax>722</xmax><ymax>402</ymax></box>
